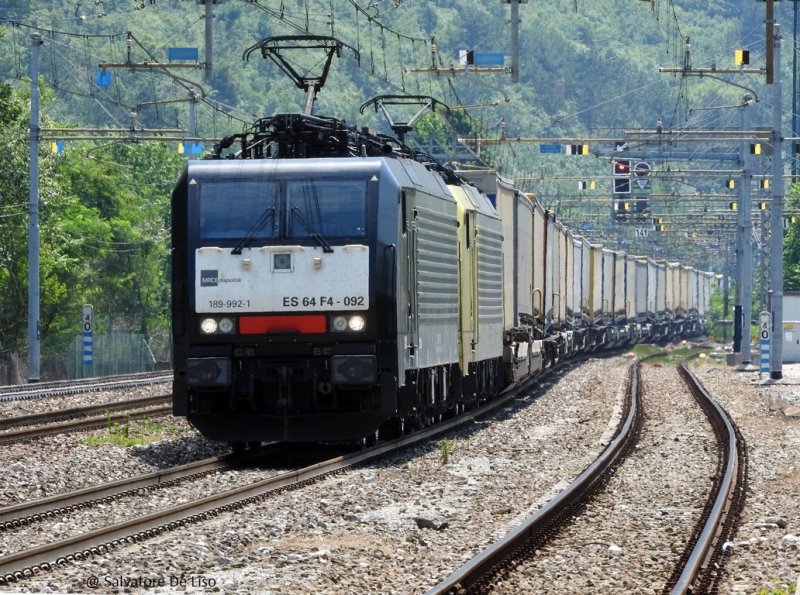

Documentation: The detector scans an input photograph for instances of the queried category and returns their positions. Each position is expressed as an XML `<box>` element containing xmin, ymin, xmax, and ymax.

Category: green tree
<box><xmin>784</xmin><ymin>221</ymin><xmax>800</xmax><ymax>291</ymax></box>
<box><xmin>53</xmin><ymin>141</ymin><xmax>184</xmax><ymax>358</ymax></box>
<box><xmin>0</xmin><ymin>80</ymin><xmax>184</xmax><ymax>360</ymax></box>
<box><xmin>0</xmin><ymin>81</ymin><xmax>64</xmax><ymax>354</ymax></box>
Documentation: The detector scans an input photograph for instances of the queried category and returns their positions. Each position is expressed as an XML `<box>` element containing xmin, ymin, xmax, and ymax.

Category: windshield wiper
<box><xmin>231</xmin><ymin>207</ymin><xmax>275</xmax><ymax>255</ymax></box>
<box><xmin>291</xmin><ymin>207</ymin><xmax>334</xmax><ymax>253</ymax></box>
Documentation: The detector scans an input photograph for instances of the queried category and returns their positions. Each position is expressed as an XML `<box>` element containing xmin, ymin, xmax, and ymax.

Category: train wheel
<box><xmin>380</xmin><ymin>417</ymin><xmax>405</xmax><ymax>440</ymax></box>
<box><xmin>359</xmin><ymin>430</ymin><xmax>379</xmax><ymax>450</ymax></box>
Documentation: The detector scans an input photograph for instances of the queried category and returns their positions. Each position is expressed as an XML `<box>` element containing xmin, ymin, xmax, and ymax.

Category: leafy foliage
<box><xmin>0</xmin><ymin>80</ymin><xmax>182</xmax><ymax>359</ymax></box>
<box><xmin>0</xmin><ymin>0</ymin><xmax>793</xmax><ymax>364</ymax></box>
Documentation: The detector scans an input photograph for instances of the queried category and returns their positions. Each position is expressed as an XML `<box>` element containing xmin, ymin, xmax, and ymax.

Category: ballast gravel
<box><xmin>1</xmin><ymin>353</ymin><xmax>800</xmax><ymax>594</ymax></box>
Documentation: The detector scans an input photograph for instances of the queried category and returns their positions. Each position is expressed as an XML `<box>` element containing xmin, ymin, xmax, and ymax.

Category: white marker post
<box><xmin>82</xmin><ymin>305</ymin><xmax>93</xmax><ymax>378</ymax></box>
<box><xmin>759</xmin><ymin>311</ymin><xmax>771</xmax><ymax>378</ymax></box>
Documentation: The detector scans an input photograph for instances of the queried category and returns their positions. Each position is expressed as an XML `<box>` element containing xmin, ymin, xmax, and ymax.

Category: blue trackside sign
<box><xmin>169</xmin><ymin>47</ymin><xmax>199</xmax><ymax>61</ymax></box>
<box><xmin>474</xmin><ymin>53</ymin><xmax>504</xmax><ymax>66</ymax></box>
<box><xmin>539</xmin><ymin>144</ymin><xmax>561</xmax><ymax>154</ymax></box>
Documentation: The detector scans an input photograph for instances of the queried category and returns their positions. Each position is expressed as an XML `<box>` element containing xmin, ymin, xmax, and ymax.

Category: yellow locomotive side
<box><xmin>450</xmin><ymin>184</ymin><xmax>504</xmax><ymax>377</ymax></box>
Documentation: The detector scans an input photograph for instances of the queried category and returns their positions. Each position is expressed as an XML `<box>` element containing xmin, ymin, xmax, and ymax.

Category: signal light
<box><xmin>566</xmin><ymin>144</ymin><xmax>589</xmax><ymax>155</ymax></box>
<box><xmin>761</xmin><ymin>179</ymin><xmax>770</xmax><ymax>189</ymax></box>
<box><xmin>612</xmin><ymin>159</ymin><xmax>632</xmax><ymax>195</ymax></box>
<box><xmin>735</xmin><ymin>50</ymin><xmax>750</xmax><ymax>66</ymax></box>
<box><xmin>751</xmin><ymin>143</ymin><xmax>761</xmax><ymax>155</ymax></box>
<box><xmin>726</xmin><ymin>179</ymin><xmax>736</xmax><ymax>189</ymax></box>
<box><xmin>729</xmin><ymin>201</ymin><xmax>738</xmax><ymax>211</ymax></box>
<box><xmin>578</xmin><ymin>180</ymin><xmax>596</xmax><ymax>190</ymax></box>
<box><xmin>652</xmin><ymin>217</ymin><xmax>663</xmax><ymax>225</ymax></box>
<box><xmin>784</xmin><ymin>216</ymin><xmax>797</xmax><ymax>229</ymax></box>
<box><xmin>759</xmin><ymin>202</ymin><xmax>768</xmax><ymax>210</ymax></box>
<box><xmin>656</xmin><ymin>224</ymin><xmax>666</xmax><ymax>232</ymax></box>
<box><xmin>613</xmin><ymin>159</ymin><xmax>631</xmax><ymax>175</ymax></box>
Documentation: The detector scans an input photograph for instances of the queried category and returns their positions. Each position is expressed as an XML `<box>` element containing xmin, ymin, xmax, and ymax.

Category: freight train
<box><xmin>170</xmin><ymin>112</ymin><xmax>713</xmax><ymax>447</ymax></box>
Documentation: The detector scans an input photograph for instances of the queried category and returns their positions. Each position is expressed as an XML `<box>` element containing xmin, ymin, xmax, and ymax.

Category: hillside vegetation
<box><xmin>0</xmin><ymin>0</ymin><xmax>792</xmax><ymax>371</ymax></box>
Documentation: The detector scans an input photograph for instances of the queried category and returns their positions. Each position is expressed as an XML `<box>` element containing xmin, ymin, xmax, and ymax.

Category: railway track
<box><xmin>0</xmin><ymin>356</ymin><xmax>587</xmax><ymax>585</ymax></box>
<box><xmin>424</xmin><ymin>354</ymin><xmax>747</xmax><ymax>595</ymax></box>
<box><xmin>0</xmin><ymin>372</ymin><xmax>171</xmax><ymax>402</ymax></box>
<box><xmin>0</xmin><ymin>446</ymin><xmax>278</xmax><ymax>530</ymax></box>
<box><xmin>3</xmin><ymin>351</ymin><xmax>745</xmax><ymax>592</ymax></box>
<box><xmin>0</xmin><ymin>395</ymin><xmax>172</xmax><ymax>443</ymax></box>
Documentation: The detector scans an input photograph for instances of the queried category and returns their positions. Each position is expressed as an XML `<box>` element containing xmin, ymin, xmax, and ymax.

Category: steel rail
<box><xmin>0</xmin><ymin>405</ymin><xmax>172</xmax><ymax>444</ymax></box>
<box><xmin>668</xmin><ymin>361</ymin><xmax>744</xmax><ymax>594</ymax></box>
<box><xmin>0</xmin><ymin>446</ymin><xmax>279</xmax><ymax>528</ymax></box>
<box><xmin>423</xmin><ymin>357</ymin><xmax>641</xmax><ymax>595</ymax></box>
<box><xmin>0</xmin><ymin>373</ymin><xmax>172</xmax><ymax>401</ymax></box>
<box><xmin>0</xmin><ymin>394</ymin><xmax>170</xmax><ymax>430</ymax></box>
<box><xmin>419</xmin><ymin>353</ymin><xmax>743</xmax><ymax>595</ymax></box>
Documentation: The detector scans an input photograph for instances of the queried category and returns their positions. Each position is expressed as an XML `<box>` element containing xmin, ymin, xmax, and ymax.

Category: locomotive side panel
<box><xmin>403</xmin><ymin>184</ymin><xmax>460</xmax><ymax>370</ymax></box>
<box><xmin>172</xmin><ymin>170</ymin><xmax>190</xmax><ymax>416</ymax></box>
<box><xmin>452</xmin><ymin>185</ymin><xmax>503</xmax><ymax>370</ymax></box>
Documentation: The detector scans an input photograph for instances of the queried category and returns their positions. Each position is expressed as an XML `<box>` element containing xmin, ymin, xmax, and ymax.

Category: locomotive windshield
<box><xmin>286</xmin><ymin>179</ymin><xmax>366</xmax><ymax>238</ymax></box>
<box><xmin>199</xmin><ymin>181</ymin><xmax>279</xmax><ymax>240</ymax></box>
<box><xmin>197</xmin><ymin>178</ymin><xmax>367</xmax><ymax>242</ymax></box>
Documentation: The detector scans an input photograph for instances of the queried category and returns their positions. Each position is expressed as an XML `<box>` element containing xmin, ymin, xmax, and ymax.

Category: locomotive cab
<box><xmin>172</xmin><ymin>159</ymin><xmax>400</xmax><ymax>442</ymax></box>
<box><xmin>171</xmin><ymin>149</ymin><xmax>460</xmax><ymax>443</ymax></box>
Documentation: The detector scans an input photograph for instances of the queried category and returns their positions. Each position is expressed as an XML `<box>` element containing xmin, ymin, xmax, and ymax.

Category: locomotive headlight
<box><xmin>332</xmin><ymin>316</ymin><xmax>348</xmax><ymax>332</ymax></box>
<box><xmin>200</xmin><ymin>318</ymin><xmax>218</xmax><ymax>334</ymax></box>
<box><xmin>348</xmin><ymin>315</ymin><xmax>366</xmax><ymax>331</ymax></box>
<box><xmin>218</xmin><ymin>317</ymin><xmax>234</xmax><ymax>333</ymax></box>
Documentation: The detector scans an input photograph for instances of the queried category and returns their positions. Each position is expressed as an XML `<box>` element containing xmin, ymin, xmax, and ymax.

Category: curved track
<box><xmin>423</xmin><ymin>354</ymin><xmax>747</xmax><ymax>595</ymax></box>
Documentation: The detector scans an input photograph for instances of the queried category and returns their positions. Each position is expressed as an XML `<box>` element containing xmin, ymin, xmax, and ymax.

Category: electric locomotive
<box><xmin>171</xmin><ymin>113</ymin><xmax>495</xmax><ymax>444</ymax></box>
<box><xmin>171</xmin><ymin>112</ymin><xmax>713</xmax><ymax>447</ymax></box>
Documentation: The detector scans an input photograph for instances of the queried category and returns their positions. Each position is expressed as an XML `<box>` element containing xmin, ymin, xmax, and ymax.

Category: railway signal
<box><xmin>612</xmin><ymin>159</ymin><xmax>631</xmax><ymax>195</ymax></box>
